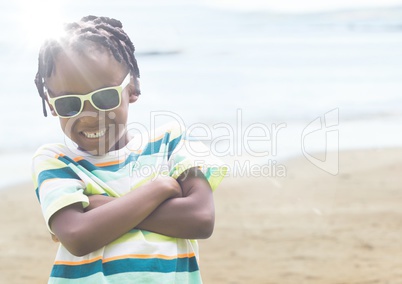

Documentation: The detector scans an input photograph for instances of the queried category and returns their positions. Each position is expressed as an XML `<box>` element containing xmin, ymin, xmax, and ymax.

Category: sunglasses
<box><xmin>45</xmin><ymin>73</ymin><xmax>131</xmax><ymax>118</ymax></box>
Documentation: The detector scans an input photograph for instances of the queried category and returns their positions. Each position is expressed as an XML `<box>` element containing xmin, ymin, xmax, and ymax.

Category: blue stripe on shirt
<box><xmin>50</xmin><ymin>256</ymin><xmax>199</xmax><ymax>279</ymax></box>
<box><xmin>37</xmin><ymin>168</ymin><xmax>80</xmax><ymax>188</ymax></box>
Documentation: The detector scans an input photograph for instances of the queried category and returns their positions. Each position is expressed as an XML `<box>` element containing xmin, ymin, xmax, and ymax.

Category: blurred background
<box><xmin>1</xmin><ymin>0</ymin><xmax>402</xmax><ymax>187</ymax></box>
<box><xmin>1</xmin><ymin>1</ymin><xmax>402</xmax><ymax>282</ymax></box>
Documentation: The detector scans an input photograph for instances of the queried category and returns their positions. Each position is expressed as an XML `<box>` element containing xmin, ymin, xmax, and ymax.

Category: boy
<box><xmin>32</xmin><ymin>15</ymin><xmax>226</xmax><ymax>283</ymax></box>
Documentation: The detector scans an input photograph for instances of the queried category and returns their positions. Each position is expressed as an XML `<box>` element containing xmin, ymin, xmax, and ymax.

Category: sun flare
<box><xmin>15</xmin><ymin>0</ymin><xmax>67</xmax><ymax>48</ymax></box>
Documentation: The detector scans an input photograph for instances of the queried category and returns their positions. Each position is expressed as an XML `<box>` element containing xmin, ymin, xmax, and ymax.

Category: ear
<box><xmin>129</xmin><ymin>92</ymin><xmax>139</xmax><ymax>103</ymax></box>
<box><xmin>129</xmin><ymin>78</ymin><xmax>140</xmax><ymax>103</ymax></box>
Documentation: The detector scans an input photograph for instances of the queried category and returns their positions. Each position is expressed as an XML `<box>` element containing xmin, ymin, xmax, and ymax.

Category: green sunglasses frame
<box><xmin>45</xmin><ymin>73</ymin><xmax>131</xmax><ymax>118</ymax></box>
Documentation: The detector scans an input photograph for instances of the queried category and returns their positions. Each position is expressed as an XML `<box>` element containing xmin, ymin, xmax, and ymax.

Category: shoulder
<box><xmin>152</xmin><ymin>123</ymin><xmax>187</xmax><ymax>156</ymax></box>
<box><xmin>152</xmin><ymin>122</ymin><xmax>185</xmax><ymax>142</ymax></box>
<box><xmin>126</xmin><ymin>122</ymin><xmax>186</xmax><ymax>151</ymax></box>
<box><xmin>31</xmin><ymin>143</ymin><xmax>81</xmax><ymax>186</ymax></box>
<box><xmin>33</xmin><ymin>143</ymin><xmax>89</xmax><ymax>159</ymax></box>
<box><xmin>32</xmin><ymin>143</ymin><xmax>86</xmax><ymax>169</ymax></box>
<box><xmin>33</xmin><ymin>143</ymin><xmax>69</xmax><ymax>159</ymax></box>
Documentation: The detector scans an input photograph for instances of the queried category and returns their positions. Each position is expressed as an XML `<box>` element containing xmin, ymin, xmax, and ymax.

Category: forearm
<box><xmin>136</xmin><ymin>194</ymin><xmax>215</xmax><ymax>239</ymax></box>
<box><xmin>83</xmin><ymin>191</ymin><xmax>215</xmax><ymax>239</ymax></box>
<box><xmin>137</xmin><ymin>168</ymin><xmax>215</xmax><ymax>239</ymax></box>
<box><xmin>50</xmin><ymin>177</ymin><xmax>179</xmax><ymax>256</ymax></box>
<box><xmin>77</xmin><ymin>168</ymin><xmax>216</xmax><ymax>240</ymax></box>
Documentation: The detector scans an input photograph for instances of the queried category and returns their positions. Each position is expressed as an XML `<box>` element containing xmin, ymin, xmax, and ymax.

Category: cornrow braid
<box><xmin>34</xmin><ymin>15</ymin><xmax>140</xmax><ymax>117</ymax></box>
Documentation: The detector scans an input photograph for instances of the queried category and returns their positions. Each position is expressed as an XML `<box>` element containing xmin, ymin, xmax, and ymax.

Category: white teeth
<box><xmin>82</xmin><ymin>129</ymin><xmax>106</xmax><ymax>139</ymax></box>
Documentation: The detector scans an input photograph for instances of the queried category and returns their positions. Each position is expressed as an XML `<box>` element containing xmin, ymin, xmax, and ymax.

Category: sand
<box><xmin>1</xmin><ymin>148</ymin><xmax>402</xmax><ymax>284</ymax></box>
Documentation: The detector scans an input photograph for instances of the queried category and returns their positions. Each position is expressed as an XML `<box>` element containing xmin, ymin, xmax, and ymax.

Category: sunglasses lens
<box><xmin>92</xmin><ymin>90</ymin><xmax>120</xmax><ymax>110</ymax></box>
<box><xmin>54</xmin><ymin>97</ymin><xmax>82</xmax><ymax>117</ymax></box>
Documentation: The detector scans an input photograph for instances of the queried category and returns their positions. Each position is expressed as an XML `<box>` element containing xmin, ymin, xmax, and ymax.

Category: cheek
<box><xmin>108</xmin><ymin>106</ymin><xmax>129</xmax><ymax>132</ymax></box>
<box><xmin>114</xmin><ymin>99</ymin><xmax>130</xmax><ymax>124</ymax></box>
<box><xmin>59</xmin><ymin>118</ymin><xmax>73</xmax><ymax>138</ymax></box>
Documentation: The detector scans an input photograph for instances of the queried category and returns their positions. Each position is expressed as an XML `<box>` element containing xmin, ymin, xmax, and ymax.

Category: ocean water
<box><xmin>1</xmin><ymin>2</ymin><xmax>402</xmax><ymax>188</ymax></box>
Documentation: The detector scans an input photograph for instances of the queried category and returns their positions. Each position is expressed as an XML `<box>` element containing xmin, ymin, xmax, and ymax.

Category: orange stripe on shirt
<box><xmin>53</xmin><ymin>253</ymin><xmax>195</xmax><ymax>266</ymax></box>
<box><xmin>73</xmin><ymin>156</ymin><xmax>84</xmax><ymax>162</ymax></box>
<box><xmin>149</xmin><ymin>134</ymin><xmax>164</xmax><ymax>143</ymax></box>
<box><xmin>95</xmin><ymin>160</ymin><xmax>124</xmax><ymax>167</ymax></box>
<box><xmin>149</xmin><ymin>129</ymin><xmax>174</xmax><ymax>143</ymax></box>
<box><xmin>54</xmin><ymin>153</ymin><xmax>66</xmax><ymax>159</ymax></box>
<box><xmin>54</xmin><ymin>256</ymin><xmax>103</xmax><ymax>266</ymax></box>
<box><xmin>103</xmin><ymin>252</ymin><xmax>196</xmax><ymax>263</ymax></box>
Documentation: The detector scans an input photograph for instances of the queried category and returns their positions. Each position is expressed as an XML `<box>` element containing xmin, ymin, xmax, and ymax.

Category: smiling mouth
<box><xmin>82</xmin><ymin>128</ymin><xmax>107</xmax><ymax>139</ymax></box>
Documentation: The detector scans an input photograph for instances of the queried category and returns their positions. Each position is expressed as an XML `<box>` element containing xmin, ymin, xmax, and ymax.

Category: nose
<box><xmin>82</xmin><ymin>100</ymin><xmax>97</xmax><ymax>113</ymax></box>
<box><xmin>75</xmin><ymin>101</ymin><xmax>101</xmax><ymax>124</ymax></box>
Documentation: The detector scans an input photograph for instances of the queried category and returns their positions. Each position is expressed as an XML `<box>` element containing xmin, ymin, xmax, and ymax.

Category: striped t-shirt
<box><xmin>32</xmin><ymin>125</ymin><xmax>226</xmax><ymax>283</ymax></box>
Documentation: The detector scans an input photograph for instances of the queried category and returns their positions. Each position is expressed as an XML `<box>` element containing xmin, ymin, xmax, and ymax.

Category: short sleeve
<box><xmin>32</xmin><ymin>144</ymin><xmax>89</xmax><ymax>233</ymax></box>
<box><xmin>167</xmin><ymin>127</ymin><xmax>228</xmax><ymax>191</ymax></box>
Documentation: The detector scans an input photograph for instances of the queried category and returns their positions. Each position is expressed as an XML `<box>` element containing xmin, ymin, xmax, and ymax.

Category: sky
<box><xmin>204</xmin><ymin>0</ymin><xmax>402</xmax><ymax>12</ymax></box>
<box><xmin>8</xmin><ymin>0</ymin><xmax>402</xmax><ymax>42</ymax></box>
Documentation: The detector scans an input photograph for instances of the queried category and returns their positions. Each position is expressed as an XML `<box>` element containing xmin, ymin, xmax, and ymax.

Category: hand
<box><xmin>152</xmin><ymin>175</ymin><xmax>182</xmax><ymax>198</ymax></box>
<box><xmin>84</xmin><ymin>176</ymin><xmax>181</xmax><ymax>214</ymax></box>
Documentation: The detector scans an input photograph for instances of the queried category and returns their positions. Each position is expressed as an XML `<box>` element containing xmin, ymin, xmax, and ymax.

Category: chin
<box><xmin>73</xmin><ymin>132</ymin><xmax>126</xmax><ymax>155</ymax></box>
<box><xmin>75</xmin><ymin>140</ymin><xmax>110</xmax><ymax>156</ymax></box>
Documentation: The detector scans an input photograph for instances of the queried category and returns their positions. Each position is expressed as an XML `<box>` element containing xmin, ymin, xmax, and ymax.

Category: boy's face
<box><xmin>45</xmin><ymin>48</ymin><xmax>138</xmax><ymax>155</ymax></box>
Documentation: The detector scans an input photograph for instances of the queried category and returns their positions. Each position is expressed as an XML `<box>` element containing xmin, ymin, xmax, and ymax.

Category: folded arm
<box><xmin>85</xmin><ymin>167</ymin><xmax>215</xmax><ymax>239</ymax></box>
<box><xmin>48</xmin><ymin>176</ymin><xmax>180</xmax><ymax>256</ymax></box>
<box><xmin>137</xmin><ymin>167</ymin><xmax>215</xmax><ymax>239</ymax></box>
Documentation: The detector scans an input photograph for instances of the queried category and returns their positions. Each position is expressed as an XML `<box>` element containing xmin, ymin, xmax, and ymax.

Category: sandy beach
<box><xmin>1</xmin><ymin>148</ymin><xmax>402</xmax><ymax>284</ymax></box>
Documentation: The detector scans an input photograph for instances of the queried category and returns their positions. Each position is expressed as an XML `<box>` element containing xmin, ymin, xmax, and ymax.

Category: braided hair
<box><xmin>34</xmin><ymin>15</ymin><xmax>141</xmax><ymax>117</ymax></box>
